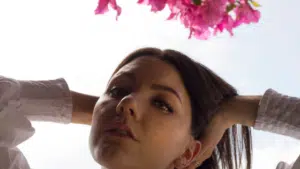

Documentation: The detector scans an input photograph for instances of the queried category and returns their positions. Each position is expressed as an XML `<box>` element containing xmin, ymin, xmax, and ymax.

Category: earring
<box><xmin>195</xmin><ymin>161</ymin><xmax>202</xmax><ymax>168</ymax></box>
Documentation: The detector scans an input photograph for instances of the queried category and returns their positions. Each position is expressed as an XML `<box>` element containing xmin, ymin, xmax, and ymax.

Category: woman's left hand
<box><xmin>71</xmin><ymin>91</ymin><xmax>98</xmax><ymax>125</ymax></box>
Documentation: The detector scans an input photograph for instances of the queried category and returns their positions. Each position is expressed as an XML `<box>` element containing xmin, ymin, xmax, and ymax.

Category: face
<box><xmin>89</xmin><ymin>57</ymin><xmax>200</xmax><ymax>169</ymax></box>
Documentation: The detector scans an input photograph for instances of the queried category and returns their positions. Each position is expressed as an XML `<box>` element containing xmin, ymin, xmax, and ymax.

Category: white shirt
<box><xmin>0</xmin><ymin>76</ymin><xmax>299</xmax><ymax>169</ymax></box>
<box><xmin>0</xmin><ymin>76</ymin><xmax>72</xmax><ymax>169</ymax></box>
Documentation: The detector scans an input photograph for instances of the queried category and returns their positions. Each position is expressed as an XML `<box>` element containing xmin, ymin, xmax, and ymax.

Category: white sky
<box><xmin>0</xmin><ymin>0</ymin><xmax>300</xmax><ymax>168</ymax></box>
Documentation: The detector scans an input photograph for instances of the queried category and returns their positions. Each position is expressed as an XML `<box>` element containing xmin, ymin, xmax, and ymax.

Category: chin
<box><xmin>89</xmin><ymin>137</ymin><xmax>114</xmax><ymax>164</ymax></box>
<box><xmin>89</xmin><ymin>137</ymin><xmax>123</xmax><ymax>168</ymax></box>
<box><xmin>89</xmin><ymin>131</ymin><xmax>142</xmax><ymax>169</ymax></box>
<box><xmin>90</xmin><ymin>144</ymin><xmax>140</xmax><ymax>169</ymax></box>
<box><xmin>92</xmin><ymin>151</ymin><xmax>139</xmax><ymax>169</ymax></box>
<box><xmin>89</xmin><ymin>145</ymin><xmax>116</xmax><ymax>168</ymax></box>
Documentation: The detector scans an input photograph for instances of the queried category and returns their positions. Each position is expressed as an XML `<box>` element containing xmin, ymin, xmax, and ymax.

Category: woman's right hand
<box><xmin>186</xmin><ymin>96</ymin><xmax>261</xmax><ymax>169</ymax></box>
<box><xmin>186</xmin><ymin>101</ymin><xmax>232</xmax><ymax>169</ymax></box>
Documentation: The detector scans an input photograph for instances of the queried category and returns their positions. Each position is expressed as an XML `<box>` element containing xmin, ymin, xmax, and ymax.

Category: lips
<box><xmin>103</xmin><ymin>123</ymin><xmax>138</xmax><ymax>141</ymax></box>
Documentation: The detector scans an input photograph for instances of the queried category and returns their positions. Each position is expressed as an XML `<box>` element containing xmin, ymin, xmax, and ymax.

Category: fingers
<box><xmin>188</xmin><ymin>107</ymin><xmax>228</xmax><ymax>169</ymax></box>
<box><xmin>198</xmin><ymin>145</ymin><xmax>214</xmax><ymax>159</ymax></box>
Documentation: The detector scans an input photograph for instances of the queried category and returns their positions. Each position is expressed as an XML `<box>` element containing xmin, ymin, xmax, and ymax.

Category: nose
<box><xmin>116</xmin><ymin>95</ymin><xmax>141</xmax><ymax>122</ymax></box>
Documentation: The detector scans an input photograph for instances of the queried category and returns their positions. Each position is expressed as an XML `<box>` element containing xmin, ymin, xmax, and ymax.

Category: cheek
<box><xmin>92</xmin><ymin>97</ymin><xmax>118</xmax><ymax>123</ymax></box>
<box><xmin>141</xmin><ymin>116</ymin><xmax>191</xmax><ymax>163</ymax></box>
<box><xmin>89</xmin><ymin>98</ymin><xmax>118</xmax><ymax>155</ymax></box>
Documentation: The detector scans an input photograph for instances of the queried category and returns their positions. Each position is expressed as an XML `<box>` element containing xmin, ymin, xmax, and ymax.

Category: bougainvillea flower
<box><xmin>94</xmin><ymin>0</ymin><xmax>261</xmax><ymax>39</ymax></box>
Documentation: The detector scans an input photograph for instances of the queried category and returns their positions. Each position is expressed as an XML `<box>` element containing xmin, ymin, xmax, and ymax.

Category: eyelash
<box><xmin>152</xmin><ymin>98</ymin><xmax>174</xmax><ymax>114</ymax></box>
<box><xmin>108</xmin><ymin>86</ymin><xmax>174</xmax><ymax>114</ymax></box>
<box><xmin>108</xmin><ymin>86</ymin><xmax>128</xmax><ymax>98</ymax></box>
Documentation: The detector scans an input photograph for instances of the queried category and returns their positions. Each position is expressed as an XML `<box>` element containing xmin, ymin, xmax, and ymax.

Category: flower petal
<box><xmin>95</xmin><ymin>0</ymin><xmax>110</xmax><ymax>14</ymax></box>
<box><xmin>95</xmin><ymin>0</ymin><xmax>122</xmax><ymax>20</ymax></box>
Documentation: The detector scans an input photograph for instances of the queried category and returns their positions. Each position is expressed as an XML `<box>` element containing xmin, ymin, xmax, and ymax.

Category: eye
<box><xmin>153</xmin><ymin>99</ymin><xmax>174</xmax><ymax>113</ymax></box>
<box><xmin>108</xmin><ymin>87</ymin><xmax>128</xmax><ymax>98</ymax></box>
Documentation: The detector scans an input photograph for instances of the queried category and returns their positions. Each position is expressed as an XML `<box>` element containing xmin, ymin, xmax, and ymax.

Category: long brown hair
<box><xmin>112</xmin><ymin>47</ymin><xmax>252</xmax><ymax>169</ymax></box>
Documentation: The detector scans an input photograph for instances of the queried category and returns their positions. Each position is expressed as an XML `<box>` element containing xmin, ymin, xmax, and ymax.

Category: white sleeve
<box><xmin>275</xmin><ymin>154</ymin><xmax>300</xmax><ymax>169</ymax></box>
<box><xmin>276</xmin><ymin>162</ymin><xmax>294</xmax><ymax>169</ymax></box>
<box><xmin>291</xmin><ymin>155</ymin><xmax>300</xmax><ymax>169</ymax></box>
<box><xmin>254</xmin><ymin>89</ymin><xmax>300</xmax><ymax>139</ymax></box>
<box><xmin>0</xmin><ymin>76</ymin><xmax>72</xmax><ymax>169</ymax></box>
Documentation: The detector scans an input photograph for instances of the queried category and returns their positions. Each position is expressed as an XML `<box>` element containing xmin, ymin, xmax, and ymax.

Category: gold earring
<box><xmin>195</xmin><ymin>161</ymin><xmax>202</xmax><ymax>168</ymax></box>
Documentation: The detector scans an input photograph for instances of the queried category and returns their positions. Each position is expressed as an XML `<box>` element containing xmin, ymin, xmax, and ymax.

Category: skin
<box><xmin>71</xmin><ymin>91</ymin><xmax>98</xmax><ymax>125</ymax></box>
<box><xmin>71</xmin><ymin>92</ymin><xmax>260</xmax><ymax>169</ymax></box>
<box><xmin>70</xmin><ymin>60</ymin><xmax>261</xmax><ymax>169</ymax></box>
<box><xmin>190</xmin><ymin>96</ymin><xmax>260</xmax><ymax>168</ymax></box>
<box><xmin>88</xmin><ymin>57</ymin><xmax>202</xmax><ymax>169</ymax></box>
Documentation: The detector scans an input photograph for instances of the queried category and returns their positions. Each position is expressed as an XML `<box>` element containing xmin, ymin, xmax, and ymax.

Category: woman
<box><xmin>0</xmin><ymin>47</ymin><xmax>299</xmax><ymax>169</ymax></box>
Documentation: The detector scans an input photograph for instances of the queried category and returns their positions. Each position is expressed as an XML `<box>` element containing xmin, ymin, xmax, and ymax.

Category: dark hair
<box><xmin>112</xmin><ymin>47</ymin><xmax>252</xmax><ymax>169</ymax></box>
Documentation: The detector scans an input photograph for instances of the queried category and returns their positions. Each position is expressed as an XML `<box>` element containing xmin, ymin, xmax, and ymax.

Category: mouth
<box><xmin>103</xmin><ymin>124</ymin><xmax>138</xmax><ymax>142</ymax></box>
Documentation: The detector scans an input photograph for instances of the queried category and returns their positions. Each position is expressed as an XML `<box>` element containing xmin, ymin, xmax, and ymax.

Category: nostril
<box><xmin>129</xmin><ymin>109</ymin><xmax>134</xmax><ymax>116</ymax></box>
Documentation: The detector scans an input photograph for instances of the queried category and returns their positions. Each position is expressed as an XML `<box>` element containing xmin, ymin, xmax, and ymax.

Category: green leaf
<box><xmin>193</xmin><ymin>0</ymin><xmax>202</xmax><ymax>6</ymax></box>
<box><xmin>250</xmin><ymin>0</ymin><xmax>261</xmax><ymax>7</ymax></box>
<box><xmin>226</xmin><ymin>3</ymin><xmax>236</xmax><ymax>13</ymax></box>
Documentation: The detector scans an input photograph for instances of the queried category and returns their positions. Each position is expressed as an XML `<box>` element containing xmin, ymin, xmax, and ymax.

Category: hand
<box><xmin>185</xmin><ymin>96</ymin><xmax>260</xmax><ymax>169</ymax></box>
<box><xmin>184</xmin><ymin>99</ymin><xmax>235</xmax><ymax>169</ymax></box>
<box><xmin>195</xmin><ymin>112</ymin><xmax>230</xmax><ymax>168</ymax></box>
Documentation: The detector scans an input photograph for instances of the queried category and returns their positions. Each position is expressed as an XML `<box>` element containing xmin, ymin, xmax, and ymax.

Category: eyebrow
<box><xmin>112</xmin><ymin>71</ymin><xmax>136</xmax><ymax>83</ymax></box>
<box><xmin>151</xmin><ymin>84</ymin><xmax>182</xmax><ymax>103</ymax></box>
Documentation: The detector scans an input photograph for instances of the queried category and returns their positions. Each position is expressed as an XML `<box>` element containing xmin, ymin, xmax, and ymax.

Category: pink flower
<box><xmin>190</xmin><ymin>27</ymin><xmax>211</xmax><ymax>40</ymax></box>
<box><xmin>214</xmin><ymin>14</ymin><xmax>235</xmax><ymax>36</ymax></box>
<box><xmin>166</xmin><ymin>0</ymin><xmax>227</xmax><ymax>39</ymax></box>
<box><xmin>234</xmin><ymin>1</ymin><xmax>261</xmax><ymax>27</ymax></box>
<box><xmin>200</xmin><ymin>0</ymin><xmax>227</xmax><ymax>26</ymax></box>
<box><xmin>95</xmin><ymin>0</ymin><xmax>121</xmax><ymax>20</ymax></box>
<box><xmin>94</xmin><ymin>0</ymin><xmax>261</xmax><ymax>39</ymax></box>
<box><xmin>137</xmin><ymin>0</ymin><xmax>168</xmax><ymax>12</ymax></box>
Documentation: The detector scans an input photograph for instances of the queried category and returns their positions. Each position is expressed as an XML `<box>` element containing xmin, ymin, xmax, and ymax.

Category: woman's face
<box><xmin>89</xmin><ymin>57</ymin><xmax>201</xmax><ymax>169</ymax></box>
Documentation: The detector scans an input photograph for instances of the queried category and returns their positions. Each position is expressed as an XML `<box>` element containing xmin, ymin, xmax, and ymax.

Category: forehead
<box><xmin>112</xmin><ymin>56</ymin><xmax>190</xmax><ymax>103</ymax></box>
<box><xmin>114</xmin><ymin>57</ymin><xmax>180</xmax><ymax>85</ymax></box>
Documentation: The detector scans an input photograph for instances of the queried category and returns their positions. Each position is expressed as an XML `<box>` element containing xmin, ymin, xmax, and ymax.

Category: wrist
<box><xmin>71</xmin><ymin>91</ymin><xmax>98</xmax><ymax>125</ymax></box>
<box><xmin>227</xmin><ymin>96</ymin><xmax>261</xmax><ymax>127</ymax></box>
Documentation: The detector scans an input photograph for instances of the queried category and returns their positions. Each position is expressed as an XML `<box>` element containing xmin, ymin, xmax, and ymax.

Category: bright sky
<box><xmin>0</xmin><ymin>0</ymin><xmax>300</xmax><ymax>169</ymax></box>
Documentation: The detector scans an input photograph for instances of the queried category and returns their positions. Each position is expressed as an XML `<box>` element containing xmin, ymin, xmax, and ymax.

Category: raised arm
<box><xmin>189</xmin><ymin>89</ymin><xmax>300</xmax><ymax>169</ymax></box>
<box><xmin>230</xmin><ymin>89</ymin><xmax>300</xmax><ymax>139</ymax></box>
<box><xmin>0</xmin><ymin>76</ymin><xmax>98</xmax><ymax>169</ymax></box>
<box><xmin>71</xmin><ymin>91</ymin><xmax>98</xmax><ymax>125</ymax></box>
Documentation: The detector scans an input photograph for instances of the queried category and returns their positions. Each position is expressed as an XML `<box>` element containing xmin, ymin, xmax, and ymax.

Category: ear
<box><xmin>173</xmin><ymin>138</ymin><xmax>202</xmax><ymax>169</ymax></box>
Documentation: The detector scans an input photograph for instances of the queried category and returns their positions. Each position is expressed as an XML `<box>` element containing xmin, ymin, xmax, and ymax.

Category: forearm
<box><xmin>18</xmin><ymin>78</ymin><xmax>99</xmax><ymax>125</ymax></box>
<box><xmin>3</xmin><ymin>76</ymin><xmax>99</xmax><ymax>125</ymax></box>
<box><xmin>229</xmin><ymin>89</ymin><xmax>300</xmax><ymax>139</ymax></box>
<box><xmin>226</xmin><ymin>95</ymin><xmax>261</xmax><ymax>127</ymax></box>
<box><xmin>71</xmin><ymin>91</ymin><xmax>98</xmax><ymax>125</ymax></box>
